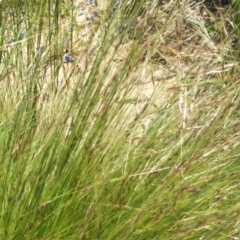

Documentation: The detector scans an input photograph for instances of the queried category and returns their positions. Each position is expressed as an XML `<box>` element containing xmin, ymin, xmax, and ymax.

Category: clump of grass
<box><xmin>0</xmin><ymin>0</ymin><xmax>240</xmax><ymax>239</ymax></box>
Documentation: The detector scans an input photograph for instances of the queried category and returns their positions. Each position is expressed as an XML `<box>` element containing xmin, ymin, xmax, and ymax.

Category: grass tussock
<box><xmin>1</xmin><ymin>0</ymin><xmax>240</xmax><ymax>239</ymax></box>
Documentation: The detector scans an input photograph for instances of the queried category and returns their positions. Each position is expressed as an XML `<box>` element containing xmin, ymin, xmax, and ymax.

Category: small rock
<box><xmin>86</xmin><ymin>12</ymin><xmax>93</xmax><ymax>20</ymax></box>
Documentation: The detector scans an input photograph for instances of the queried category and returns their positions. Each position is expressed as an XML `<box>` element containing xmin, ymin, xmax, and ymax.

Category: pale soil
<box><xmin>3</xmin><ymin>0</ymin><xmax>235</xmax><ymax>137</ymax></box>
<box><xmin>39</xmin><ymin>1</ymin><xmax>236</xmax><ymax>135</ymax></box>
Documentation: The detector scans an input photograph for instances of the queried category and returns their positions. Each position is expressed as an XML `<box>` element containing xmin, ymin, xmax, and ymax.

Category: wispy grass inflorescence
<box><xmin>0</xmin><ymin>0</ymin><xmax>240</xmax><ymax>239</ymax></box>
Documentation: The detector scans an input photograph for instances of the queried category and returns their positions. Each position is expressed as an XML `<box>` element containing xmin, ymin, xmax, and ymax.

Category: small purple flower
<box><xmin>86</xmin><ymin>0</ymin><xmax>93</xmax><ymax>5</ymax></box>
<box><xmin>232</xmin><ymin>38</ymin><xmax>239</xmax><ymax>45</ymax></box>
<box><xmin>64</xmin><ymin>50</ymin><xmax>73</xmax><ymax>63</ymax></box>
<box><xmin>64</xmin><ymin>54</ymin><xmax>73</xmax><ymax>63</ymax></box>
<box><xmin>37</xmin><ymin>46</ymin><xmax>45</xmax><ymax>53</ymax></box>
<box><xmin>19</xmin><ymin>32</ymin><xmax>25</xmax><ymax>40</ymax></box>
<box><xmin>78</xmin><ymin>8</ymin><xmax>85</xmax><ymax>16</ymax></box>
<box><xmin>7</xmin><ymin>39</ymin><xmax>16</xmax><ymax>44</ymax></box>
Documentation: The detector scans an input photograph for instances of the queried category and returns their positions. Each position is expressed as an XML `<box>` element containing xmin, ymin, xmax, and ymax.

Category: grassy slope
<box><xmin>0</xmin><ymin>0</ymin><xmax>240</xmax><ymax>239</ymax></box>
